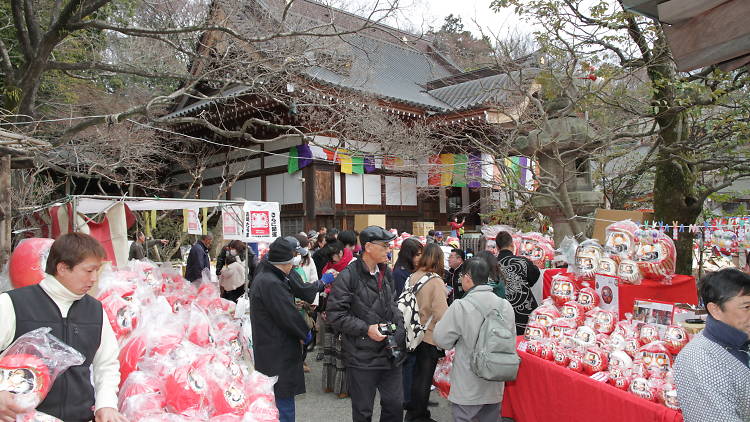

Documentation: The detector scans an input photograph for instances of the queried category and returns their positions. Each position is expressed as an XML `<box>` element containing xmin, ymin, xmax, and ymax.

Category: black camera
<box><xmin>378</xmin><ymin>322</ymin><xmax>403</xmax><ymax>363</ymax></box>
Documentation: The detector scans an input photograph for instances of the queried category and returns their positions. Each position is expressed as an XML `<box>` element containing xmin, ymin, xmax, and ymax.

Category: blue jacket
<box><xmin>185</xmin><ymin>240</ymin><xmax>210</xmax><ymax>282</ymax></box>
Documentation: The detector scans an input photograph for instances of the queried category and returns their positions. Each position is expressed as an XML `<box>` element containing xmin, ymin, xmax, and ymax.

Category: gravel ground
<box><xmin>295</xmin><ymin>353</ymin><xmax>514</xmax><ymax>422</ymax></box>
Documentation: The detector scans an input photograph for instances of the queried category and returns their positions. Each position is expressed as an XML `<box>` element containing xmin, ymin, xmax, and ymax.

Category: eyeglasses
<box><xmin>369</xmin><ymin>241</ymin><xmax>391</xmax><ymax>250</ymax></box>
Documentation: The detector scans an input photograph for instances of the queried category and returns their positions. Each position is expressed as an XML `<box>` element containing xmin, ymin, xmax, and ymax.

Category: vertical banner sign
<box><xmin>242</xmin><ymin>201</ymin><xmax>281</xmax><ymax>242</ymax></box>
<box><xmin>222</xmin><ymin>206</ymin><xmax>245</xmax><ymax>240</ymax></box>
<box><xmin>186</xmin><ymin>209</ymin><xmax>202</xmax><ymax>235</ymax></box>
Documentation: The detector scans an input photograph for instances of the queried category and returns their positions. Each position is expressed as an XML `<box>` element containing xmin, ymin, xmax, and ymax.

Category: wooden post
<box><xmin>0</xmin><ymin>155</ymin><xmax>11</xmax><ymax>266</ymax></box>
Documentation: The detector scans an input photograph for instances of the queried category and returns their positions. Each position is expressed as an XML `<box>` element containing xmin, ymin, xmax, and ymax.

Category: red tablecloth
<box><xmin>541</xmin><ymin>269</ymin><xmax>699</xmax><ymax>319</ymax></box>
<box><xmin>501</xmin><ymin>339</ymin><xmax>684</xmax><ymax>422</ymax></box>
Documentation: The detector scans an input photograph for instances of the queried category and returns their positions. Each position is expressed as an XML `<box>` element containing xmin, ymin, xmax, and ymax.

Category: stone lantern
<box><xmin>512</xmin><ymin>106</ymin><xmax>603</xmax><ymax>244</ymax></box>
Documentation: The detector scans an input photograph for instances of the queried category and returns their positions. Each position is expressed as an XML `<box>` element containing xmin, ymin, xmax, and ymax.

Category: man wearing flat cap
<box><xmin>250</xmin><ymin>237</ymin><xmax>311</xmax><ymax>422</ymax></box>
<box><xmin>327</xmin><ymin>226</ymin><xmax>406</xmax><ymax>422</ymax></box>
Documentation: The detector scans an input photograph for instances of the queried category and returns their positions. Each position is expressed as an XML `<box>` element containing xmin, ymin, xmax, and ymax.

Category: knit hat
<box><xmin>267</xmin><ymin>238</ymin><xmax>295</xmax><ymax>265</ymax></box>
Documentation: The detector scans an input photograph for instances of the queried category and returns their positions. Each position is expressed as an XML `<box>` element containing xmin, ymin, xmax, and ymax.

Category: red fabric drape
<box><xmin>502</xmin><ymin>338</ymin><xmax>684</xmax><ymax>422</ymax></box>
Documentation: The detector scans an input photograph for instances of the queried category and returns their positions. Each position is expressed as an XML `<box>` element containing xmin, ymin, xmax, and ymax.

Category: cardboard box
<box><xmin>592</xmin><ymin>208</ymin><xmax>654</xmax><ymax>244</ymax></box>
<box><xmin>412</xmin><ymin>222</ymin><xmax>435</xmax><ymax>236</ymax></box>
<box><xmin>354</xmin><ymin>214</ymin><xmax>386</xmax><ymax>232</ymax></box>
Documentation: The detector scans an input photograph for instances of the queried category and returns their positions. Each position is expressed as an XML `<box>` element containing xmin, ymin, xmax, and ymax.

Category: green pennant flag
<box><xmin>352</xmin><ymin>156</ymin><xmax>364</xmax><ymax>174</ymax></box>
<box><xmin>288</xmin><ymin>146</ymin><xmax>300</xmax><ymax>174</ymax></box>
<box><xmin>452</xmin><ymin>154</ymin><xmax>468</xmax><ymax>187</ymax></box>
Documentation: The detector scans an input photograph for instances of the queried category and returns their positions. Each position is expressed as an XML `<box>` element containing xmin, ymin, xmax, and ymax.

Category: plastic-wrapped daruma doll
<box><xmin>633</xmin><ymin>229</ymin><xmax>676</xmax><ymax>281</ymax></box>
<box><xmin>582</xmin><ymin>346</ymin><xmax>609</xmax><ymax>374</ymax></box>
<box><xmin>550</xmin><ymin>274</ymin><xmax>578</xmax><ymax>307</ymax></box>
<box><xmin>523</xmin><ymin>322</ymin><xmax>547</xmax><ymax>341</ymax></box>
<box><xmin>519</xmin><ymin>232</ymin><xmax>555</xmax><ymax>268</ymax></box>
<box><xmin>617</xmin><ymin>259</ymin><xmax>642</xmax><ymax>284</ymax></box>
<box><xmin>560</xmin><ymin>301</ymin><xmax>587</xmax><ymax>327</ymax></box>
<box><xmin>604</xmin><ymin>220</ymin><xmax>640</xmax><ymax>262</ymax></box>
<box><xmin>529</xmin><ymin>300</ymin><xmax>562</xmax><ymax>327</ymax></box>
<box><xmin>663</xmin><ymin>325</ymin><xmax>690</xmax><ymax>355</ymax></box>
<box><xmin>574</xmin><ymin>239</ymin><xmax>604</xmax><ymax>280</ymax></box>
<box><xmin>576</xmin><ymin>285</ymin><xmax>600</xmax><ymax>313</ymax></box>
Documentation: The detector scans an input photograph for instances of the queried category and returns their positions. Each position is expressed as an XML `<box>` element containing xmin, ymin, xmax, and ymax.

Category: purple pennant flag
<box><xmin>364</xmin><ymin>155</ymin><xmax>376</xmax><ymax>173</ymax></box>
<box><xmin>519</xmin><ymin>156</ymin><xmax>528</xmax><ymax>187</ymax></box>
<box><xmin>298</xmin><ymin>144</ymin><xmax>312</xmax><ymax>169</ymax></box>
<box><xmin>467</xmin><ymin>153</ymin><xmax>482</xmax><ymax>188</ymax></box>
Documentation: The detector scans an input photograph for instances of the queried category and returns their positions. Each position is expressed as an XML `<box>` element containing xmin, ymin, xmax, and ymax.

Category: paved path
<box><xmin>295</xmin><ymin>354</ymin><xmax>513</xmax><ymax>422</ymax></box>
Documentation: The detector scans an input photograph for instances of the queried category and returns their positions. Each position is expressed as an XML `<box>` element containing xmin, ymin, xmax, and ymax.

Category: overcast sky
<box><xmin>344</xmin><ymin>0</ymin><xmax>529</xmax><ymax>38</ymax></box>
<box><xmin>388</xmin><ymin>0</ymin><xmax>528</xmax><ymax>37</ymax></box>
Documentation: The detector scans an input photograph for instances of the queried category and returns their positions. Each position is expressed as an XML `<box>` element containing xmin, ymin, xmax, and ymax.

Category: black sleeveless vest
<box><xmin>6</xmin><ymin>284</ymin><xmax>103</xmax><ymax>422</ymax></box>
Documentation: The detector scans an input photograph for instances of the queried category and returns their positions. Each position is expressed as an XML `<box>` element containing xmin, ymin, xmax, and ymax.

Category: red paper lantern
<box><xmin>8</xmin><ymin>238</ymin><xmax>55</xmax><ymax>289</ymax></box>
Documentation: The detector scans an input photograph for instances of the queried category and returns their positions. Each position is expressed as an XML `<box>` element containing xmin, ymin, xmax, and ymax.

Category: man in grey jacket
<box><xmin>674</xmin><ymin>268</ymin><xmax>750</xmax><ymax>422</ymax></box>
<box><xmin>433</xmin><ymin>258</ymin><xmax>515</xmax><ymax>422</ymax></box>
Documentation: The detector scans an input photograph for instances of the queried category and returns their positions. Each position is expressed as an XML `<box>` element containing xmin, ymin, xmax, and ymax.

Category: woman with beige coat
<box><xmin>404</xmin><ymin>243</ymin><xmax>449</xmax><ymax>422</ymax></box>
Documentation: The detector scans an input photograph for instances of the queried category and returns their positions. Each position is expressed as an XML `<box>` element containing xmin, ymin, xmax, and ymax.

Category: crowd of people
<box><xmin>239</xmin><ymin>224</ymin><xmax>538</xmax><ymax>422</ymax></box>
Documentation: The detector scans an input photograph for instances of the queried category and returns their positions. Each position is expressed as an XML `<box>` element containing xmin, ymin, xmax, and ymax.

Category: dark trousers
<box><xmin>275</xmin><ymin>396</ymin><xmax>295</xmax><ymax>422</ymax></box>
<box><xmin>406</xmin><ymin>342</ymin><xmax>442</xmax><ymax>421</ymax></box>
<box><xmin>402</xmin><ymin>353</ymin><xmax>417</xmax><ymax>405</ymax></box>
<box><xmin>348</xmin><ymin>366</ymin><xmax>404</xmax><ymax>422</ymax></box>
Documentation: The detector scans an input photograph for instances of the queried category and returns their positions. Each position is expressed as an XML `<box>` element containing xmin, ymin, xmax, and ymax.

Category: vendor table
<box><xmin>501</xmin><ymin>339</ymin><xmax>684</xmax><ymax>422</ymax></box>
<box><xmin>541</xmin><ymin>269</ymin><xmax>699</xmax><ymax>319</ymax></box>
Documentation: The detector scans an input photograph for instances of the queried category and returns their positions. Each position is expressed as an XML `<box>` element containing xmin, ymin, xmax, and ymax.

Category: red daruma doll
<box><xmin>0</xmin><ymin>328</ymin><xmax>85</xmax><ymax>410</ymax></box>
<box><xmin>575</xmin><ymin>239</ymin><xmax>604</xmax><ymax>280</ymax></box>
<box><xmin>550</xmin><ymin>274</ymin><xmax>578</xmax><ymax>307</ymax></box>
<box><xmin>633</xmin><ymin>229</ymin><xmax>676</xmax><ymax>282</ymax></box>
<box><xmin>519</xmin><ymin>232</ymin><xmax>555</xmax><ymax>268</ymax></box>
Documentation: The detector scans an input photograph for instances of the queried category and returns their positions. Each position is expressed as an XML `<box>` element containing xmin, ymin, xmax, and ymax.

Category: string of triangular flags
<box><xmin>637</xmin><ymin>217</ymin><xmax>749</xmax><ymax>243</ymax></box>
<box><xmin>288</xmin><ymin>144</ymin><xmax>530</xmax><ymax>189</ymax></box>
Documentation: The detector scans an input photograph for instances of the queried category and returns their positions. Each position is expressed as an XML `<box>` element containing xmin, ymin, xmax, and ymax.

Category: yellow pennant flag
<box><xmin>182</xmin><ymin>209</ymin><xmax>188</xmax><ymax>232</ymax></box>
<box><xmin>201</xmin><ymin>208</ymin><xmax>208</xmax><ymax>235</ymax></box>
<box><xmin>440</xmin><ymin>154</ymin><xmax>454</xmax><ymax>186</ymax></box>
<box><xmin>144</xmin><ymin>212</ymin><xmax>152</xmax><ymax>237</ymax></box>
<box><xmin>340</xmin><ymin>154</ymin><xmax>353</xmax><ymax>174</ymax></box>
<box><xmin>150</xmin><ymin>210</ymin><xmax>157</xmax><ymax>232</ymax></box>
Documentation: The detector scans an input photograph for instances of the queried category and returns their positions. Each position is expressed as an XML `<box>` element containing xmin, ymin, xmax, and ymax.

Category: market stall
<box><xmin>501</xmin><ymin>339</ymin><xmax>684</xmax><ymax>422</ymax></box>
<box><xmin>18</xmin><ymin>195</ymin><xmax>281</xmax><ymax>267</ymax></box>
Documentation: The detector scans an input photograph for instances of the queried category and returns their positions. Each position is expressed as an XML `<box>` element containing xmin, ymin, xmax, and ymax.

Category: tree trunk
<box><xmin>0</xmin><ymin>156</ymin><xmax>11</xmax><ymax>267</ymax></box>
<box><xmin>651</xmin><ymin>110</ymin><xmax>703</xmax><ymax>275</ymax></box>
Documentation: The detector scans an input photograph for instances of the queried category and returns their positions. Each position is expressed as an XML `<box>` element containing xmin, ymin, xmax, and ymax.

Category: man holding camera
<box><xmin>327</xmin><ymin>226</ymin><xmax>406</xmax><ymax>422</ymax></box>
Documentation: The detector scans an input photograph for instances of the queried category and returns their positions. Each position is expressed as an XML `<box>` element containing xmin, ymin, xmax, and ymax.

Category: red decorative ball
<box><xmin>8</xmin><ymin>238</ymin><xmax>54</xmax><ymax>289</ymax></box>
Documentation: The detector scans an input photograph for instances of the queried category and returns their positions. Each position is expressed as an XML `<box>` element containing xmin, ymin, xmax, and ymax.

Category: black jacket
<box><xmin>326</xmin><ymin>259</ymin><xmax>406</xmax><ymax>370</ymax></box>
<box><xmin>497</xmin><ymin>249</ymin><xmax>541</xmax><ymax>335</ymax></box>
<box><xmin>250</xmin><ymin>262</ymin><xmax>309</xmax><ymax>397</ymax></box>
<box><xmin>185</xmin><ymin>240</ymin><xmax>210</xmax><ymax>282</ymax></box>
<box><xmin>445</xmin><ymin>262</ymin><xmax>464</xmax><ymax>303</ymax></box>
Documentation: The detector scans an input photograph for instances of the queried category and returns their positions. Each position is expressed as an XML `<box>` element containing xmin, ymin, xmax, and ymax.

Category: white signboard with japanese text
<box><xmin>242</xmin><ymin>201</ymin><xmax>281</xmax><ymax>242</ymax></box>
